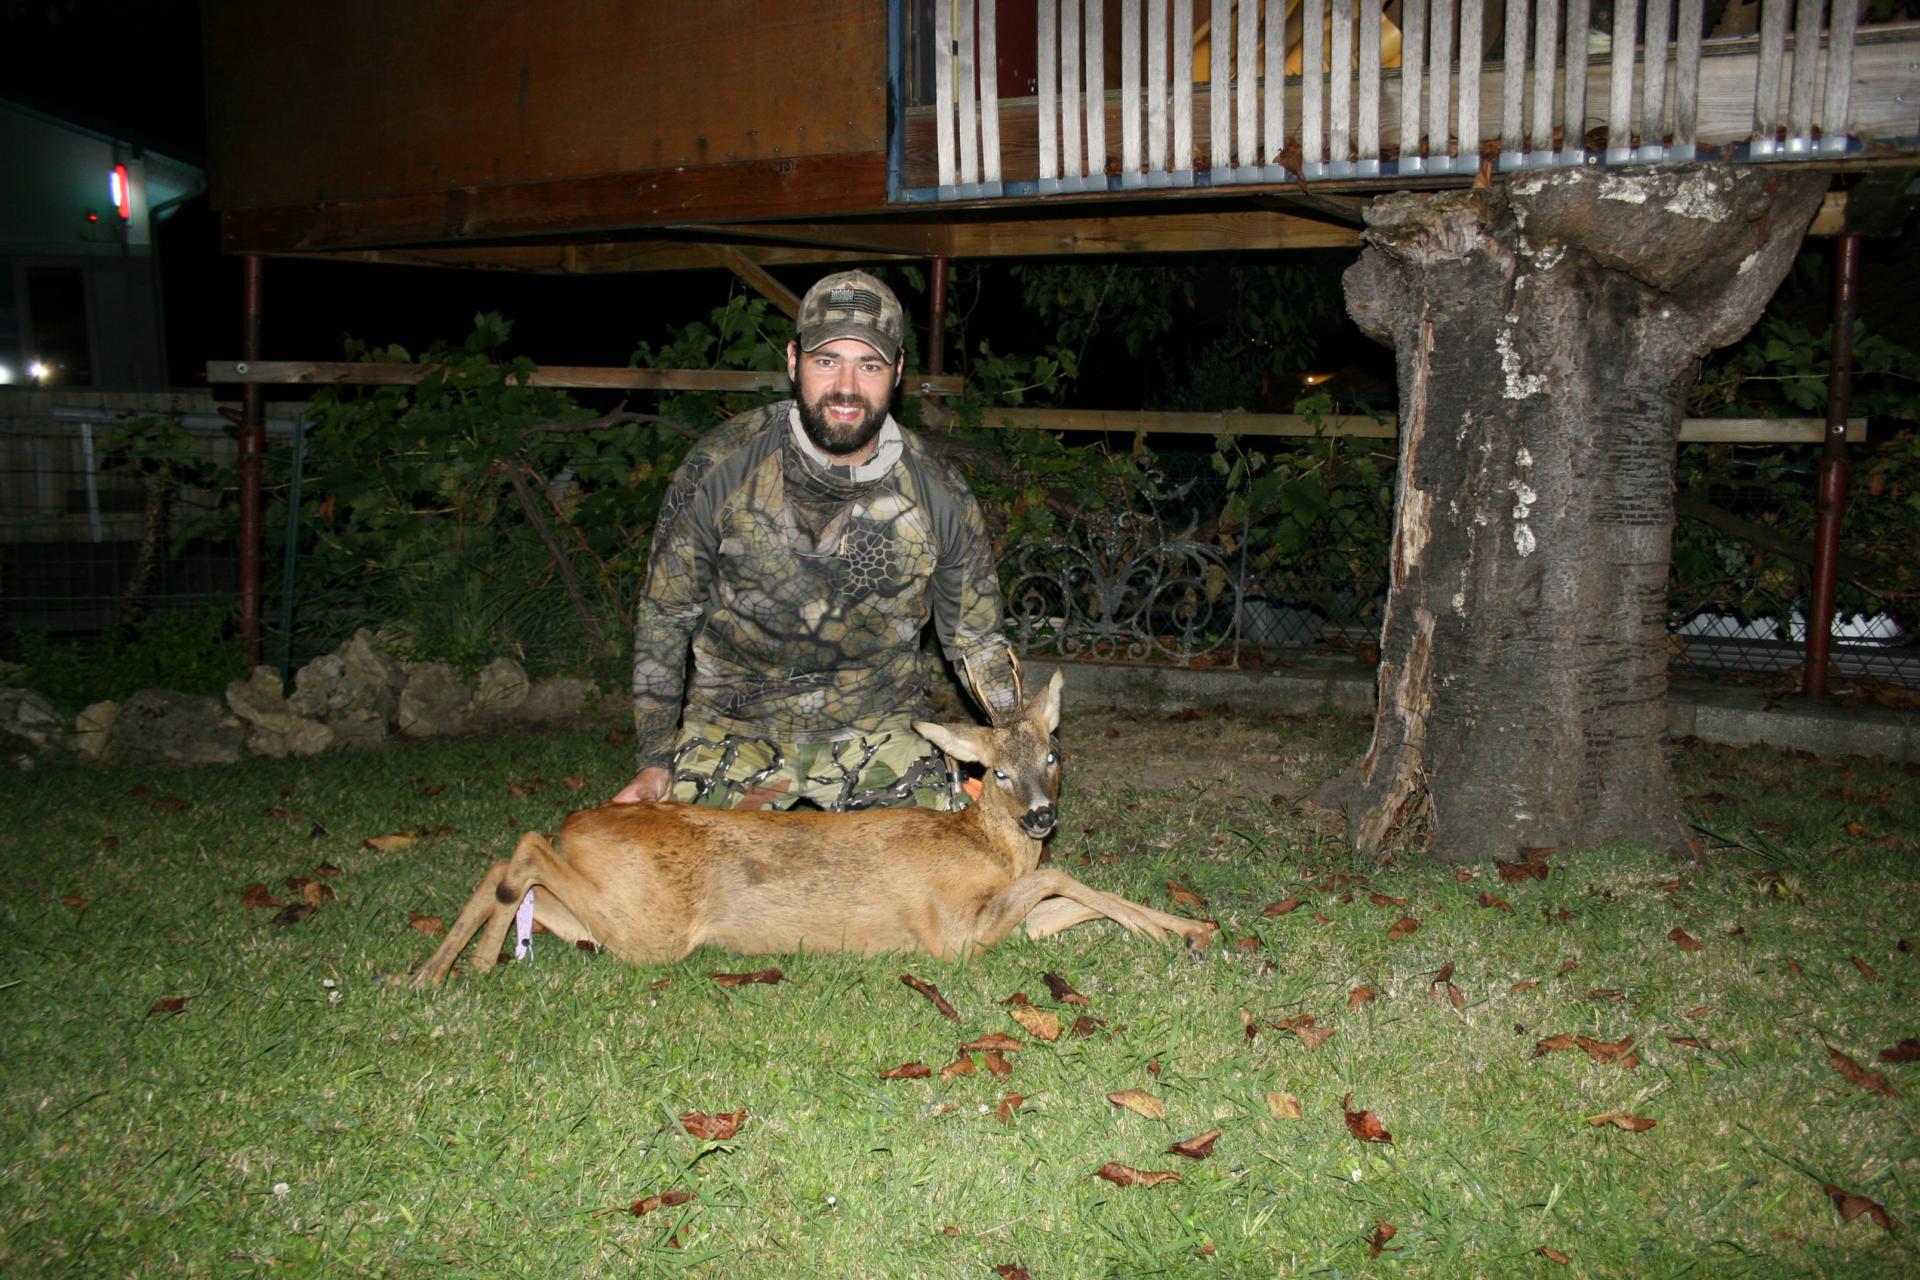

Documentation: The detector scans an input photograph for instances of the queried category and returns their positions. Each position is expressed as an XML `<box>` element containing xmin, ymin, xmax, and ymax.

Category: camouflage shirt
<box><xmin>630</xmin><ymin>401</ymin><xmax>1021</xmax><ymax>770</ymax></box>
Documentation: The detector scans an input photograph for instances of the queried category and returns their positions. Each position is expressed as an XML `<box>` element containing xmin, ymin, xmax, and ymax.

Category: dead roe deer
<box><xmin>412</xmin><ymin>671</ymin><xmax>1215</xmax><ymax>985</ymax></box>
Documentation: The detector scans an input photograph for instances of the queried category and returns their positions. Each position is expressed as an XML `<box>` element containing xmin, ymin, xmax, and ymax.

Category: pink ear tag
<box><xmin>514</xmin><ymin>889</ymin><xmax>535</xmax><ymax>962</ymax></box>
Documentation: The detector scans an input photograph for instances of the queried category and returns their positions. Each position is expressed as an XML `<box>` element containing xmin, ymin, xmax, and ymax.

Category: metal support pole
<box><xmin>239</xmin><ymin>254</ymin><xmax>266</xmax><ymax>667</ymax></box>
<box><xmin>927</xmin><ymin>255</ymin><xmax>950</xmax><ymax>376</ymax></box>
<box><xmin>1804</xmin><ymin>234</ymin><xmax>1858</xmax><ymax>699</ymax></box>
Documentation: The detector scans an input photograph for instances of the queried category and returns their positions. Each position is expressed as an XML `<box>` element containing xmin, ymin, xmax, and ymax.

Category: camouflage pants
<box><xmin>669</xmin><ymin>722</ymin><xmax>956</xmax><ymax>811</ymax></box>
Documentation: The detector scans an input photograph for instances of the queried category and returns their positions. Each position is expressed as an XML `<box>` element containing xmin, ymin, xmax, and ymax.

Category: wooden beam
<box><xmin>704</xmin><ymin>244</ymin><xmax>803</xmax><ymax>317</ymax></box>
<box><xmin>219</xmin><ymin>152</ymin><xmax>893</xmax><ymax>255</ymax></box>
<box><xmin>680</xmin><ymin>210</ymin><xmax>1362</xmax><ymax>257</ymax></box>
<box><xmin>275</xmin><ymin>241</ymin><xmax>920</xmax><ymax>274</ymax></box>
<box><xmin>208</xmin><ymin>361</ymin><xmax>964</xmax><ymax>398</ymax></box>
<box><xmin>980</xmin><ymin>407</ymin><xmax>1866</xmax><ymax>443</ymax></box>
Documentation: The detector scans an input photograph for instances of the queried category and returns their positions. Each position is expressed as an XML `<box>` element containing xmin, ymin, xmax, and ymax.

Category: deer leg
<box><xmin>412</xmin><ymin>859</ymin><xmax>512</xmax><ymax>988</ymax></box>
<box><xmin>970</xmin><ymin>870</ymin><xmax>1217</xmax><ymax>952</ymax></box>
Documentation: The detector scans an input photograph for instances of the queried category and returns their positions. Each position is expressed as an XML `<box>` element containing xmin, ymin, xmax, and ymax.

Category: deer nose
<box><xmin>1021</xmin><ymin>805</ymin><xmax>1057</xmax><ymax>838</ymax></box>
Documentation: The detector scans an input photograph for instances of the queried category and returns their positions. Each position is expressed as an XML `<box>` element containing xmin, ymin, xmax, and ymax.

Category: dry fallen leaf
<box><xmin>1009</xmin><ymin>1004</ymin><xmax>1062</xmax><ymax>1041</ymax></box>
<box><xmin>1368</xmin><ymin>892</ymin><xmax>1408</xmax><ymax>909</ymax></box>
<box><xmin>362</xmin><ymin>833</ymin><xmax>418</xmax><ymax>852</ymax></box>
<box><xmin>1343</xmin><ymin>1094</ymin><xmax>1392</xmax><ymax>1144</ymax></box>
<box><xmin>1042</xmin><ymin>972</ymin><xmax>1092</xmax><ymax>1006</ymax></box>
<box><xmin>562</xmin><ymin>776</ymin><xmax>589</xmax><ymax>791</ymax></box>
<box><xmin>901</xmin><ymin>973</ymin><xmax>959</xmax><ymax>1020</ymax></box>
<box><xmin>1586</xmin><ymin>1111</ymin><xmax>1657</xmax><ymax>1132</ymax></box>
<box><xmin>1533</xmin><ymin>1034</ymin><xmax>1580</xmax><ymax>1057</ymax></box>
<box><xmin>147</xmin><ymin>996</ymin><xmax>187</xmax><ymax>1017</ymax></box>
<box><xmin>1293</xmin><ymin>1023</ymin><xmax>1336</xmax><ymax>1052</ymax></box>
<box><xmin>1510</xmin><ymin>979</ymin><xmax>1541</xmax><ymax>993</ymax></box>
<box><xmin>1667</xmin><ymin>1035</ymin><xmax>1711</xmax><ymax>1050</ymax></box>
<box><xmin>301</xmin><ymin>880</ymin><xmax>336</xmax><ymax>907</ymax></box>
<box><xmin>962</xmin><ymin>1032</ymin><xmax>1024</xmax><ymax>1053</ymax></box>
<box><xmin>991</xmin><ymin>1265</ymin><xmax>1033</xmax><ymax>1280</ymax></box>
<box><xmin>1496</xmin><ymin>857</ymin><xmax>1550</xmax><ymax>883</ymax></box>
<box><xmin>60</xmin><ymin>894</ymin><xmax>89</xmax><ymax>909</ymax></box>
<box><xmin>980</xmin><ymin>1050</ymin><xmax>1014</xmax><ymax>1079</ymax></box>
<box><xmin>1107</xmin><ymin>1089</ymin><xmax>1166</xmax><ymax>1120</ymax></box>
<box><xmin>1479</xmin><ymin>892</ymin><xmax>1515</xmax><ymax>913</ymax></box>
<box><xmin>678</xmin><ymin>1108</ymin><xmax>746</xmax><ymax>1140</ymax></box>
<box><xmin>1851</xmin><ymin>956</ymin><xmax>1880</xmax><ymax>982</ymax></box>
<box><xmin>1167</xmin><ymin>880</ymin><xmax>1208</xmax><ymax>908</ymax></box>
<box><xmin>1365</xmin><ymin>1220</ymin><xmax>1399</xmax><ymax>1257</ymax></box>
<box><xmin>879</xmin><ymin>1062</ymin><xmax>932</xmax><ymax>1080</ymax></box>
<box><xmin>996</xmin><ymin>1093</ymin><xmax>1026</xmax><ymax>1124</ymax></box>
<box><xmin>1094</xmin><ymin>1162</ymin><xmax>1182</xmax><ymax>1188</ymax></box>
<box><xmin>1265</xmin><ymin>1092</ymin><xmax>1303</xmax><ymax>1120</ymax></box>
<box><xmin>408</xmin><ymin>912</ymin><xmax>445</xmax><ymax>936</ymax></box>
<box><xmin>1824</xmin><ymin>1184</ymin><xmax>1895</xmax><ymax>1232</ymax></box>
<box><xmin>313</xmin><ymin>861</ymin><xmax>341</xmax><ymax>877</ymax></box>
<box><xmin>1070</xmin><ymin>1015</ymin><xmax>1107</xmax><ymax>1039</ymax></box>
<box><xmin>270</xmin><ymin>903</ymin><xmax>313</xmax><ymax>926</ymax></box>
<box><xmin>1877</xmin><ymin>1037</ymin><xmax>1920</xmax><ymax>1063</ymax></box>
<box><xmin>1575</xmin><ymin>1034</ymin><xmax>1639</xmax><ymax>1068</ymax></box>
<box><xmin>1234</xmin><ymin>935</ymin><xmax>1265</xmax><ymax>953</ymax></box>
<box><xmin>1537</xmin><ymin>1246</ymin><xmax>1572</xmax><ymax>1264</ymax></box>
<box><xmin>1348</xmin><ymin>986</ymin><xmax>1378</xmax><ymax>1010</ymax></box>
<box><xmin>709</xmin><ymin>968</ymin><xmax>783</xmax><ymax>987</ymax></box>
<box><xmin>1828</xmin><ymin>1047</ymin><xmax>1897</xmax><ymax>1097</ymax></box>
<box><xmin>1386</xmin><ymin>916</ymin><xmax>1421</xmax><ymax>941</ymax></box>
<box><xmin>1167</xmin><ymin>1129</ymin><xmax>1221</xmax><ymax>1160</ymax></box>
<box><xmin>1669</xmin><ymin>928</ymin><xmax>1704</xmax><ymax>952</ymax></box>
<box><xmin>1262</xmin><ymin>897</ymin><xmax>1304</xmax><ymax>917</ymax></box>
<box><xmin>1556</xmin><ymin>960</ymin><xmax>1581</xmax><ymax>976</ymax></box>
<box><xmin>238</xmin><ymin>882</ymin><xmax>283</xmax><ymax>910</ymax></box>
<box><xmin>630</xmin><ymin>1189</ymin><xmax>694</xmax><ymax>1216</ymax></box>
<box><xmin>939</xmin><ymin>1053</ymin><xmax>978</xmax><ymax>1083</ymax></box>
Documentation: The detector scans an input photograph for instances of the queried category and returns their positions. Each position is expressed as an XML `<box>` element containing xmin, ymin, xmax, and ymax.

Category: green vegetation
<box><xmin>1</xmin><ymin>714</ymin><xmax>1913</xmax><ymax>1276</ymax></box>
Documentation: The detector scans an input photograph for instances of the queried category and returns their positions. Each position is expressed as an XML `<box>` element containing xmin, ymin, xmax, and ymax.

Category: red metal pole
<box><xmin>928</xmin><ymin>255</ymin><xmax>949</xmax><ymax>376</ymax></box>
<box><xmin>238</xmin><ymin>254</ymin><xmax>266</xmax><ymax>666</ymax></box>
<box><xmin>1804</xmin><ymin>234</ymin><xmax>1858</xmax><ymax>699</ymax></box>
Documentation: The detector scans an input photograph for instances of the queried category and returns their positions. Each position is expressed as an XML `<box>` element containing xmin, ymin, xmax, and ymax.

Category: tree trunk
<box><xmin>1312</xmin><ymin>168</ymin><xmax>1828</xmax><ymax>863</ymax></box>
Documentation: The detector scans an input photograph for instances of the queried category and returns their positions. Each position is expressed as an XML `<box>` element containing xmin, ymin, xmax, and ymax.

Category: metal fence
<box><xmin>2</xmin><ymin>392</ymin><xmax>1912</xmax><ymax>692</ymax></box>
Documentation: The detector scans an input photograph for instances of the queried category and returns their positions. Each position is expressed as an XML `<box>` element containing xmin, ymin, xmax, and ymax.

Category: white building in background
<box><xmin>0</xmin><ymin>98</ymin><xmax>205</xmax><ymax>389</ymax></box>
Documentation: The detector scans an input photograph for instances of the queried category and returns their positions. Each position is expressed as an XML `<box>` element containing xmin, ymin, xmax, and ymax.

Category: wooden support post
<box><xmin>1804</xmin><ymin>234</ymin><xmax>1859</xmax><ymax>699</ymax></box>
<box><xmin>928</xmin><ymin>255</ymin><xmax>949</xmax><ymax>376</ymax></box>
<box><xmin>238</xmin><ymin>254</ymin><xmax>265</xmax><ymax>666</ymax></box>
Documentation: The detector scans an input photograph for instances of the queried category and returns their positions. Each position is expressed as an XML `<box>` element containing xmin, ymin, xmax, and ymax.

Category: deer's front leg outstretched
<box><xmin>964</xmin><ymin>869</ymin><xmax>1215</xmax><ymax>955</ymax></box>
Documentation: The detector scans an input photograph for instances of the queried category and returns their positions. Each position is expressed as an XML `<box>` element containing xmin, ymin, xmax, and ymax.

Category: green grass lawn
<box><xmin>0</xmin><ymin>714</ymin><xmax>1914</xmax><ymax>1277</ymax></box>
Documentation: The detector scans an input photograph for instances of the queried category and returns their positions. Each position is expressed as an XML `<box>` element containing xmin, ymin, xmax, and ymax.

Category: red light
<box><xmin>110</xmin><ymin>164</ymin><xmax>131</xmax><ymax>220</ymax></box>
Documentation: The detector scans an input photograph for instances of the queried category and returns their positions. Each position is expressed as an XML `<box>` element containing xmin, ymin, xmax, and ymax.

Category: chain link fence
<box><xmin>3</xmin><ymin>393</ymin><xmax>1913</xmax><ymax>695</ymax></box>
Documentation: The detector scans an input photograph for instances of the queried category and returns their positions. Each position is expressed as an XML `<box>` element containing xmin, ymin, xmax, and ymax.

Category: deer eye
<box><xmin>993</xmin><ymin>769</ymin><xmax>1008</xmax><ymax>781</ymax></box>
<box><xmin>1045</xmin><ymin>752</ymin><xmax>1056</xmax><ymax>765</ymax></box>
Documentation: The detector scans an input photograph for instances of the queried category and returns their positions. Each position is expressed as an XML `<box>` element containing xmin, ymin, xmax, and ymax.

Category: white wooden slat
<box><xmin>1211</xmin><ymin>0</ymin><xmax>1232</xmax><ymax>172</ymax></box>
<box><xmin>1785</xmin><ymin>0</ymin><xmax>1823</xmax><ymax>150</ymax></box>
<box><xmin>1429</xmin><ymin>0</ymin><xmax>1455</xmax><ymax>166</ymax></box>
<box><xmin>958</xmin><ymin>0</ymin><xmax>980</xmax><ymax>183</ymax></box>
<box><xmin>1639</xmin><ymin>0</ymin><xmax>1672</xmax><ymax>159</ymax></box>
<box><xmin>1531</xmin><ymin>0</ymin><xmax>1559</xmax><ymax>158</ymax></box>
<box><xmin>1330</xmin><ymin>0</ymin><xmax>1354</xmax><ymax>171</ymax></box>
<box><xmin>1563</xmin><ymin>0</ymin><xmax>1591</xmax><ymax>159</ymax></box>
<box><xmin>1264</xmin><ymin>0</ymin><xmax>1285</xmax><ymax>170</ymax></box>
<box><xmin>1175</xmin><ymin>0</ymin><xmax>1195</xmax><ymax>172</ymax></box>
<box><xmin>935</xmin><ymin>0</ymin><xmax>957</xmax><ymax>188</ymax></box>
<box><xmin>1359</xmin><ymin>0</ymin><xmax>1383</xmax><ymax>166</ymax></box>
<box><xmin>1502</xmin><ymin>0</ymin><xmax>1530</xmax><ymax>158</ymax></box>
<box><xmin>1753</xmin><ymin>0</ymin><xmax>1789</xmax><ymax>153</ymax></box>
<box><xmin>1458</xmin><ymin>0</ymin><xmax>1484</xmax><ymax>168</ymax></box>
<box><xmin>1822</xmin><ymin>0</ymin><xmax>1860</xmax><ymax>154</ymax></box>
<box><xmin>1085</xmin><ymin>0</ymin><xmax>1107</xmax><ymax>177</ymax></box>
<box><xmin>1397</xmin><ymin>0</ymin><xmax>1424</xmax><ymax>171</ymax></box>
<box><xmin>1038</xmin><ymin>0</ymin><xmax>1059</xmax><ymax>182</ymax></box>
<box><xmin>1606</xmin><ymin>0</ymin><xmax>1638</xmax><ymax>160</ymax></box>
<box><xmin>1674</xmin><ymin>0</ymin><xmax>1703</xmax><ymax>149</ymax></box>
<box><xmin>1149</xmin><ymin>0</ymin><xmax>1169</xmax><ymax>171</ymax></box>
<box><xmin>1303</xmin><ymin>0</ymin><xmax>1326</xmax><ymax>167</ymax></box>
<box><xmin>1121</xmin><ymin>0</ymin><xmax>1141</xmax><ymax>177</ymax></box>
<box><xmin>980</xmin><ymin>0</ymin><xmax>1003</xmax><ymax>183</ymax></box>
<box><xmin>1237</xmin><ymin>0</ymin><xmax>1259</xmax><ymax>166</ymax></box>
<box><xmin>1062</xmin><ymin>0</ymin><xmax>1083</xmax><ymax>180</ymax></box>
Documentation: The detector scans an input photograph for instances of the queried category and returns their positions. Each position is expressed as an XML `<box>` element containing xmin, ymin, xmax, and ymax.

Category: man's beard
<box><xmin>797</xmin><ymin>391</ymin><xmax>887</xmax><ymax>459</ymax></box>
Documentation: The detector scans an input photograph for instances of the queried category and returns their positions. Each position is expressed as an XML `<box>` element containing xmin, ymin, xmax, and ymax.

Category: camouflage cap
<box><xmin>796</xmin><ymin>270</ymin><xmax>905</xmax><ymax>364</ymax></box>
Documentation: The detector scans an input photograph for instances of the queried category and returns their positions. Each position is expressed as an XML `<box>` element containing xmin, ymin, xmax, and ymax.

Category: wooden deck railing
<box><xmin>902</xmin><ymin>0</ymin><xmax>1920</xmax><ymax>199</ymax></box>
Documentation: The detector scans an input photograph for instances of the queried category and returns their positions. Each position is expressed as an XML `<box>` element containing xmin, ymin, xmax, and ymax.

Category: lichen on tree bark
<box><xmin>1314</xmin><ymin>167</ymin><xmax>1828</xmax><ymax>863</ymax></box>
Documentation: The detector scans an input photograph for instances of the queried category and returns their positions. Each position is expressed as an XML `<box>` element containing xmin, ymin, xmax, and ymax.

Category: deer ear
<box><xmin>1037</xmin><ymin>668</ymin><xmax>1064</xmax><ymax>733</ymax></box>
<box><xmin>915</xmin><ymin>721</ymin><xmax>984</xmax><ymax>763</ymax></box>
